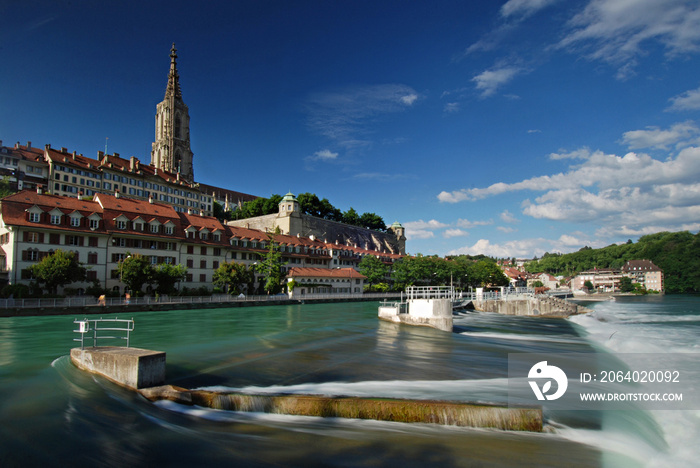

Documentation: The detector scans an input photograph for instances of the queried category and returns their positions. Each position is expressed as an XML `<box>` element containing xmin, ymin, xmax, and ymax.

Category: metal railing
<box><xmin>0</xmin><ymin>292</ymin><xmax>403</xmax><ymax>310</ymax></box>
<box><xmin>73</xmin><ymin>317</ymin><xmax>135</xmax><ymax>349</ymax></box>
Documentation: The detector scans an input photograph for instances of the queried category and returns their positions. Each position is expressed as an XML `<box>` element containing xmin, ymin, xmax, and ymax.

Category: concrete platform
<box><xmin>70</xmin><ymin>346</ymin><xmax>166</xmax><ymax>389</ymax></box>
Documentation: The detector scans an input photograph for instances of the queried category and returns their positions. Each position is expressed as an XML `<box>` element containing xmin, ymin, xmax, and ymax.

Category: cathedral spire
<box><xmin>165</xmin><ymin>43</ymin><xmax>182</xmax><ymax>99</ymax></box>
<box><xmin>151</xmin><ymin>43</ymin><xmax>194</xmax><ymax>181</ymax></box>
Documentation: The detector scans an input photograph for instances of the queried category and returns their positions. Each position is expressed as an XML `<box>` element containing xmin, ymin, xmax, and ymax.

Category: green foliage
<box><xmin>390</xmin><ymin>255</ymin><xmax>507</xmax><ymax>290</ymax></box>
<box><xmin>29</xmin><ymin>249</ymin><xmax>87</xmax><ymax>294</ymax></box>
<box><xmin>118</xmin><ymin>254</ymin><xmax>153</xmax><ymax>296</ymax></box>
<box><xmin>358</xmin><ymin>255</ymin><xmax>388</xmax><ymax>286</ymax></box>
<box><xmin>257</xmin><ymin>232</ymin><xmax>285</xmax><ymax>294</ymax></box>
<box><xmin>152</xmin><ymin>263</ymin><xmax>187</xmax><ymax>295</ymax></box>
<box><xmin>213</xmin><ymin>261</ymin><xmax>253</xmax><ymax>294</ymax></box>
<box><xmin>524</xmin><ymin>230</ymin><xmax>700</xmax><ymax>293</ymax></box>
<box><xmin>619</xmin><ymin>276</ymin><xmax>635</xmax><ymax>293</ymax></box>
<box><xmin>0</xmin><ymin>176</ymin><xmax>17</xmax><ymax>199</ymax></box>
<box><xmin>297</xmin><ymin>192</ymin><xmax>343</xmax><ymax>221</ymax></box>
<box><xmin>1</xmin><ymin>283</ymin><xmax>30</xmax><ymax>299</ymax></box>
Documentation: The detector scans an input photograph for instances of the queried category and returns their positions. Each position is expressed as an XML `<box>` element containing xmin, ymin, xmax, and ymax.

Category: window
<box><xmin>213</xmin><ymin>247</ymin><xmax>221</xmax><ymax>256</ymax></box>
<box><xmin>49</xmin><ymin>233</ymin><xmax>60</xmax><ymax>244</ymax></box>
<box><xmin>116</xmin><ymin>220</ymin><xmax>127</xmax><ymax>229</ymax></box>
<box><xmin>70</xmin><ymin>217</ymin><xmax>80</xmax><ymax>227</ymax></box>
<box><xmin>149</xmin><ymin>256</ymin><xmax>158</xmax><ymax>265</ymax></box>
<box><xmin>200</xmin><ymin>232</ymin><xmax>208</xmax><ymax>240</ymax></box>
<box><xmin>200</xmin><ymin>260</ymin><xmax>207</xmax><ymax>269</ymax></box>
<box><xmin>186</xmin><ymin>259</ymin><xmax>194</xmax><ymax>268</ymax></box>
<box><xmin>90</xmin><ymin>219</ymin><xmax>99</xmax><ymax>230</ymax></box>
<box><xmin>213</xmin><ymin>234</ymin><xmax>220</xmax><ymax>242</ymax></box>
<box><xmin>165</xmin><ymin>225</ymin><xmax>174</xmax><ymax>235</ymax></box>
<box><xmin>26</xmin><ymin>250</ymin><xmax>40</xmax><ymax>261</ymax></box>
<box><xmin>86</xmin><ymin>271</ymin><xmax>97</xmax><ymax>281</ymax></box>
<box><xmin>150</xmin><ymin>224</ymin><xmax>159</xmax><ymax>233</ymax></box>
<box><xmin>133</xmin><ymin>222</ymin><xmax>143</xmax><ymax>231</ymax></box>
<box><xmin>187</xmin><ymin>245</ymin><xmax>194</xmax><ymax>254</ymax></box>
<box><xmin>27</xmin><ymin>232</ymin><xmax>40</xmax><ymax>243</ymax></box>
<box><xmin>87</xmin><ymin>252</ymin><xmax>98</xmax><ymax>264</ymax></box>
<box><xmin>200</xmin><ymin>246</ymin><xmax>207</xmax><ymax>255</ymax></box>
<box><xmin>50</xmin><ymin>214</ymin><xmax>61</xmax><ymax>225</ymax></box>
<box><xmin>212</xmin><ymin>261</ymin><xmax>219</xmax><ymax>269</ymax></box>
<box><xmin>185</xmin><ymin>273</ymin><xmax>193</xmax><ymax>282</ymax></box>
<box><xmin>199</xmin><ymin>274</ymin><xmax>206</xmax><ymax>283</ymax></box>
<box><xmin>66</xmin><ymin>235</ymin><xmax>83</xmax><ymax>246</ymax></box>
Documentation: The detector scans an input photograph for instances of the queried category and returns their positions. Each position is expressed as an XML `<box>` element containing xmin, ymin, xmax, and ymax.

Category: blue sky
<box><xmin>2</xmin><ymin>0</ymin><xmax>700</xmax><ymax>258</ymax></box>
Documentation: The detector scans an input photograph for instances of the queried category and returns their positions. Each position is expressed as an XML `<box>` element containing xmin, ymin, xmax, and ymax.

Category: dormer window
<box><xmin>70</xmin><ymin>216</ymin><xmax>81</xmax><ymax>227</ymax></box>
<box><xmin>150</xmin><ymin>224</ymin><xmax>159</xmax><ymax>233</ymax></box>
<box><xmin>50</xmin><ymin>214</ymin><xmax>61</xmax><ymax>225</ymax></box>
<box><xmin>116</xmin><ymin>220</ymin><xmax>127</xmax><ymax>230</ymax></box>
<box><xmin>29</xmin><ymin>212</ymin><xmax>40</xmax><ymax>223</ymax></box>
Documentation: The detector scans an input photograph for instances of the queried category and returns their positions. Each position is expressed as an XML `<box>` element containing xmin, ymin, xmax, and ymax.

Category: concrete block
<box><xmin>70</xmin><ymin>346</ymin><xmax>166</xmax><ymax>389</ymax></box>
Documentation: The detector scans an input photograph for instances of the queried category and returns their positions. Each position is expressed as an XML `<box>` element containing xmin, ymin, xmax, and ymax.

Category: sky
<box><xmin>2</xmin><ymin>0</ymin><xmax>700</xmax><ymax>258</ymax></box>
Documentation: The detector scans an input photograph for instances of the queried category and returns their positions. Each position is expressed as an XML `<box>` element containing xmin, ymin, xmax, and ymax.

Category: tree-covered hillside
<box><xmin>525</xmin><ymin>231</ymin><xmax>700</xmax><ymax>293</ymax></box>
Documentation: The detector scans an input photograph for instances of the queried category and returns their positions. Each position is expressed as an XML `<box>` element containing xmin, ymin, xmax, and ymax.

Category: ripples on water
<box><xmin>0</xmin><ymin>297</ymin><xmax>697</xmax><ymax>467</ymax></box>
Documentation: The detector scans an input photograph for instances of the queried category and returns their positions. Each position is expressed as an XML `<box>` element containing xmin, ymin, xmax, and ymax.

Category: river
<box><xmin>0</xmin><ymin>296</ymin><xmax>697</xmax><ymax>467</ymax></box>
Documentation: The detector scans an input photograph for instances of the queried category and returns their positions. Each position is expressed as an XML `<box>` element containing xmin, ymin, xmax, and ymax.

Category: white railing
<box><xmin>0</xmin><ymin>292</ymin><xmax>402</xmax><ymax>309</ymax></box>
<box><xmin>73</xmin><ymin>317</ymin><xmax>134</xmax><ymax>349</ymax></box>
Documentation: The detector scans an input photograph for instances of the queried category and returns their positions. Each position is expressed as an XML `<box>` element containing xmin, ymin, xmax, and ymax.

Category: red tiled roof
<box><xmin>287</xmin><ymin>267</ymin><xmax>366</xmax><ymax>279</ymax></box>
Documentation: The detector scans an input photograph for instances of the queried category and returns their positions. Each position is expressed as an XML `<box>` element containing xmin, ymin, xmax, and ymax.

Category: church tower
<box><xmin>151</xmin><ymin>43</ymin><xmax>194</xmax><ymax>181</ymax></box>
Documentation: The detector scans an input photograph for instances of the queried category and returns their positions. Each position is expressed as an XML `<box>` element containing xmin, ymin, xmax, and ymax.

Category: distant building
<box><xmin>572</xmin><ymin>261</ymin><xmax>663</xmax><ymax>293</ymax></box>
<box><xmin>621</xmin><ymin>260</ymin><xmax>664</xmax><ymax>292</ymax></box>
<box><xmin>501</xmin><ymin>266</ymin><xmax>527</xmax><ymax>288</ymax></box>
<box><xmin>227</xmin><ymin>192</ymin><xmax>407</xmax><ymax>255</ymax></box>
<box><xmin>287</xmin><ymin>267</ymin><xmax>366</xmax><ymax>297</ymax></box>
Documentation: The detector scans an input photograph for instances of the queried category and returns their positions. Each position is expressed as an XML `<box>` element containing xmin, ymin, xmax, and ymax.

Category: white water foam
<box><xmin>460</xmin><ymin>331</ymin><xmax>582</xmax><ymax>344</ymax></box>
<box><xmin>568</xmin><ymin>303</ymin><xmax>700</xmax><ymax>467</ymax></box>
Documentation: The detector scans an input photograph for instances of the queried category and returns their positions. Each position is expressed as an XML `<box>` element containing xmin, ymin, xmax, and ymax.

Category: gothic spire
<box><xmin>165</xmin><ymin>43</ymin><xmax>182</xmax><ymax>99</ymax></box>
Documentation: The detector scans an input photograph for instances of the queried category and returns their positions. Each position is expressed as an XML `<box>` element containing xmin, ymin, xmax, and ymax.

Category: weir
<box><xmin>139</xmin><ymin>385</ymin><xmax>543</xmax><ymax>432</ymax></box>
<box><xmin>379</xmin><ymin>286</ymin><xmax>454</xmax><ymax>332</ymax></box>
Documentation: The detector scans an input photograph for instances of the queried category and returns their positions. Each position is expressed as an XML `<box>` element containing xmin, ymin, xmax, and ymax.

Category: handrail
<box><xmin>73</xmin><ymin>317</ymin><xmax>134</xmax><ymax>349</ymax></box>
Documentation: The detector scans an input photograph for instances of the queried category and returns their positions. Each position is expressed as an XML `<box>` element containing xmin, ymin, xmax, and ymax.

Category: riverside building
<box><xmin>0</xmin><ymin>187</ymin><xmax>402</xmax><ymax>295</ymax></box>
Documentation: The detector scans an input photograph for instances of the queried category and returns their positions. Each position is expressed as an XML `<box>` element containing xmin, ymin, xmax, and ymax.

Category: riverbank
<box><xmin>0</xmin><ymin>292</ymin><xmax>401</xmax><ymax>317</ymax></box>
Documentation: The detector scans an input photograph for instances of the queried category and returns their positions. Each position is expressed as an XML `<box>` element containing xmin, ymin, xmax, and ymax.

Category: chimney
<box><xmin>72</xmin><ymin>151</ymin><xmax>77</xmax><ymax>157</ymax></box>
<box><xmin>45</xmin><ymin>144</ymin><xmax>51</xmax><ymax>151</ymax></box>
<box><xmin>115</xmin><ymin>189</ymin><xmax>120</xmax><ymax>199</ymax></box>
<box><xmin>28</xmin><ymin>141</ymin><xmax>32</xmax><ymax>148</ymax></box>
<box><xmin>98</xmin><ymin>151</ymin><xmax>104</xmax><ymax>158</ymax></box>
<box><xmin>114</xmin><ymin>152</ymin><xmax>119</xmax><ymax>158</ymax></box>
<box><xmin>77</xmin><ymin>191</ymin><xmax>83</xmax><ymax>200</ymax></box>
<box><xmin>130</xmin><ymin>156</ymin><xmax>136</xmax><ymax>171</ymax></box>
<box><xmin>61</xmin><ymin>147</ymin><xmax>67</xmax><ymax>153</ymax></box>
<box><xmin>36</xmin><ymin>185</ymin><xmax>43</xmax><ymax>195</ymax></box>
<box><xmin>154</xmin><ymin>168</ymin><xmax>158</xmax><ymax>175</ymax></box>
<box><xmin>148</xmin><ymin>194</ymin><xmax>153</xmax><ymax>204</ymax></box>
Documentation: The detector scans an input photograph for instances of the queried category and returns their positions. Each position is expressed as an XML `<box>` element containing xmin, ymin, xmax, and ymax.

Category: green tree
<box><xmin>0</xmin><ymin>176</ymin><xmax>16</xmax><ymax>198</ymax></box>
<box><xmin>358</xmin><ymin>255</ymin><xmax>388</xmax><ymax>289</ymax></box>
<box><xmin>258</xmin><ymin>231</ymin><xmax>285</xmax><ymax>294</ymax></box>
<box><xmin>213</xmin><ymin>261</ymin><xmax>252</xmax><ymax>294</ymax></box>
<box><xmin>342</xmin><ymin>207</ymin><xmax>361</xmax><ymax>226</ymax></box>
<box><xmin>359</xmin><ymin>212</ymin><xmax>387</xmax><ymax>231</ymax></box>
<box><xmin>619</xmin><ymin>276</ymin><xmax>635</xmax><ymax>293</ymax></box>
<box><xmin>152</xmin><ymin>263</ymin><xmax>187</xmax><ymax>295</ymax></box>
<box><xmin>118</xmin><ymin>254</ymin><xmax>153</xmax><ymax>296</ymax></box>
<box><xmin>29</xmin><ymin>249</ymin><xmax>87</xmax><ymax>294</ymax></box>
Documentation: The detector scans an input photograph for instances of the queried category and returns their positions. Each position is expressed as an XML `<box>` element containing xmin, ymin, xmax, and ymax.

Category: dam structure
<box><xmin>379</xmin><ymin>287</ymin><xmax>591</xmax><ymax>333</ymax></box>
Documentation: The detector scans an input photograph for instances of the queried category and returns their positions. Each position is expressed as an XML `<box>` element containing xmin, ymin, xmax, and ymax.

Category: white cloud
<box><xmin>447</xmin><ymin>232</ymin><xmax>600</xmax><ymax>258</ymax></box>
<box><xmin>407</xmin><ymin>230</ymin><xmax>435</xmax><ymax>240</ymax></box>
<box><xmin>305</xmin><ymin>84</ymin><xmax>419</xmax><ymax>147</ymax></box>
<box><xmin>501</xmin><ymin>0</ymin><xmax>560</xmax><ymax>19</ymax></box>
<box><xmin>472</xmin><ymin>64</ymin><xmax>523</xmax><ymax>97</ymax></box>
<box><xmin>558</xmin><ymin>0</ymin><xmax>700</xmax><ymax>79</ymax></box>
<box><xmin>621</xmin><ymin>121</ymin><xmax>700</xmax><ymax>150</ymax></box>
<box><xmin>443</xmin><ymin>229</ymin><xmax>469</xmax><ymax>238</ymax></box>
<box><xmin>497</xmin><ymin>226</ymin><xmax>516</xmax><ymax>233</ymax></box>
<box><xmin>309</xmin><ymin>149</ymin><xmax>338</xmax><ymax>161</ymax></box>
<box><xmin>456</xmin><ymin>218</ymin><xmax>493</xmax><ymax>228</ymax></box>
<box><xmin>549</xmin><ymin>147</ymin><xmax>593</xmax><ymax>160</ymax></box>
<box><xmin>404</xmin><ymin>219</ymin><xmax>449</xmax><ymax>230</ymax></box>
<box><xmin>444</xmin><ymin>102</ymin><xmax>460</xmax><ymax>113</ymax></box>
<box><xmin>500</xmin><ymin>209</ymin><xmax>519</xmax><ymax>223</ymax></box>
<box><xmin>667</xmin><ymin>85</ymin><xmax>700</xmax><ymax>111</ymax></box>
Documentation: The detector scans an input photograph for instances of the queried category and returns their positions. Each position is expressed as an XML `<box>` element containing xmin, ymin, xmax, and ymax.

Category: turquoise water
<box><xmin>0</xmin><ymin>297</ymin><xmax>697</xmax><ymax>467</ymax></box>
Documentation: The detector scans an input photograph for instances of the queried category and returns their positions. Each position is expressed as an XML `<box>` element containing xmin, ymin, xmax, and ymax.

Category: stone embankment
<box><xmin>470</xmin><ymin>295</ymin><xmax>591</xmax><ymax>318</ymax></box>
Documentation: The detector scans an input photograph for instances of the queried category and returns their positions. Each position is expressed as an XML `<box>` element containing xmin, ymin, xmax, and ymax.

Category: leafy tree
<box><xmin>257</xmin><ymin>231</ymin><xmax>285</xmax><ymax>294</ymax></box>
<box><xmin>584</xmin><ymin>280</ymin><xmax>594</xmax><ymax>291</ymax></box>
<box><xmin>152</xmin><ymin>263</ymin><xmax>187</xmax><ymax>295</ymax></box>
<box><xmin>359</xmin><ymin>212</ymin><xmax>386</xmax><ymax>231</ymax></box>
<box><xmin>358</xmin><ymin>255</ymin><xmax>388</xmax><ymax>289</ymax></box>
<box><xmin>213</xmin><ymin>261</ymin><xmax>252</xmax><ymax>294</ymax></box>
<box><xmin>118</xmin><ymin>254</ymin><xmax>153</xmax><ymax>296</ymax></box>
<box><xmin>342</xmin><ymin>207</ymin><xmax>361</xmax><ymax>226</ymax></box>
<box><xmin>29</xmin><ymin>249</ymin><xmax>86</xmax><ymax>294</ymax></box>
<box><xmin>0</xmin><ymin>176</ymin><xmax>16</xmax><ymax>198</ymax></box>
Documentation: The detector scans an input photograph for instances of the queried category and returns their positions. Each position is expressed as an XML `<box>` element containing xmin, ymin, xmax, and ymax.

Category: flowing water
<box><xmin>0</xmin><ymin>296</ymin><xmax>697</xmax><ymax>467</ymax></box>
